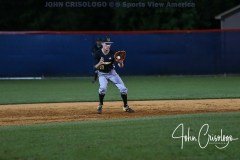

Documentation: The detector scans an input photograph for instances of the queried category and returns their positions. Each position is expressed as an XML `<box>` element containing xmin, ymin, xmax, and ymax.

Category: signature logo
<box><xmin>172</xmin><ymin>123</ymin><xmax>238</xmax><ymax>149</ymax></box>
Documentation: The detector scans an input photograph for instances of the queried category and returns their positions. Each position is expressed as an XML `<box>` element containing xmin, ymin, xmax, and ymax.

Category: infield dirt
<box><xmin>0</xmin><ymin>99</ymin><xmax>240</xmax><ymax>126</ymax></box>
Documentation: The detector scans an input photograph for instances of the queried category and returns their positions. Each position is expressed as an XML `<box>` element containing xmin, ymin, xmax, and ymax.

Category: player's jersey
<box><xmin>94</xmin><ymin>49</ymin><xmax>115</xmax><ymax>73</ymax></box>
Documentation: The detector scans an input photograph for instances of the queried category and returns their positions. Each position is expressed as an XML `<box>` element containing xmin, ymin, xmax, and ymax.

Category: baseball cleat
<box><xmin>97</xmin><ymin>105</ymin><xmax>102</xmax><ymax>114</ymax></box>
<box><xmin>123</xmin><ymin>105</ymin><xmax>134</xmax><ymax>113</ymax></box>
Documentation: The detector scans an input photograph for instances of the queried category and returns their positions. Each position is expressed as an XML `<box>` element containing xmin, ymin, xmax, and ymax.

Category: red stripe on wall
<box><xmin>0</xmin><ymin>29</ymin><xmax>240</xmax><ymax>35</ymax></box>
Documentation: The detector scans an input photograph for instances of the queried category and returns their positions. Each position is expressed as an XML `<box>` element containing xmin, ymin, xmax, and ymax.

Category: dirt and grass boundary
<box><xmin>1</xmin><ymin>99</ymin><xmax>240</xmax><ymax>126</ymax></box>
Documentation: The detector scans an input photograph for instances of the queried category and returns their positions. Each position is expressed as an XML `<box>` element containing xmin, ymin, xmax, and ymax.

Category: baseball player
<box><xmin>91</xmin><ymin>38</ymin><xmax>102</xmax><ymax>83</ymax></box>
<box><xmin>94</xmin><ymin>37</ymin><xmax>134</xmax><ymax>114</ymax></box>
<box><xmin>92</xmin><ymin>38</ymin><xmax>102</xmax><ymax>56</ymax></box>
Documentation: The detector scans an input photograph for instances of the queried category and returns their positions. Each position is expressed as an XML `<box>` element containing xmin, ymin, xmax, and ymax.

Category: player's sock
<box><xmin>99</xmin><ymin>94</ymin><xmax>105</xmax><ymax>105</ymax></box>
<box><xmin>121</xmin><ymin>94</ymin><xmax>128</xmax><ymax>107</ymax></box>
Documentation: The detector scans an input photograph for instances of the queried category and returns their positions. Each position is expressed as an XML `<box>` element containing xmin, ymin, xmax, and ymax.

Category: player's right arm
<box><xmin>94</xmin><ymin>53</ymin><xmax>104</xmax><ymax>69</ymax></box>
<box><xmin>94</xmin><ymin>58</ymin><xmax>104</xmax><ymax>69</ymax></box>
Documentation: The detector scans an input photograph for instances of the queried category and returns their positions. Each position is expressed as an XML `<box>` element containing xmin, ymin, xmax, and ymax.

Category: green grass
<box><xmin>1</xmin><ymin>76</ymin><xmax>240</xmax><ymax>104</ymax></box>
<box><xmin>0</xmin><ymin>112</ymin><xmax>239</xmax><ymax>160</ymax></box>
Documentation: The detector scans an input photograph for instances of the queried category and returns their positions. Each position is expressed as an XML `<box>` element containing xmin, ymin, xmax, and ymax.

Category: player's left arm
<box><xmin>118</xmin><ymin>60</ymin><xmax>124</xmax><ymax>68</ymax></box>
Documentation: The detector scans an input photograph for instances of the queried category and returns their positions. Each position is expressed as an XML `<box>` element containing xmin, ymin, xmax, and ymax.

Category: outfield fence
<box><xmin>0</xmin><ymin>29</ymin><xmax>239</xmax><ymax>77</ymax></box>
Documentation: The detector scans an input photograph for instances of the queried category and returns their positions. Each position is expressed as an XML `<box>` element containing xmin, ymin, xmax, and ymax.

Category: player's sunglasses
<box><xmin>105</xmin><ymin>43</ymin><xmax>112</xmax><ymax>45</ymax></box>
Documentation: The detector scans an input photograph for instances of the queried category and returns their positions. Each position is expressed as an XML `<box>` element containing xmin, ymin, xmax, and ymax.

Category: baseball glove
<box><xmin>114</xmin><ymin>51</ymin><xmax>126</xmax><ymax>62</ymax></box>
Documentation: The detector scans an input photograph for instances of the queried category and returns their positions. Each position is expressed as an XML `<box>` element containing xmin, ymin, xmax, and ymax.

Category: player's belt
<box><xmin>102</xmin><ymin>62</ymin><xmax>111</xmax><ymax>65</ymax></box>
<box><xmin>98</xmin><ymin>68</ymin><xmax>115</xmax><ymax>74</ymax></box>
<box><xmin>98</xmin><ymin>70</ymin><xmax>111</xmax><ymax>73</ymax></box>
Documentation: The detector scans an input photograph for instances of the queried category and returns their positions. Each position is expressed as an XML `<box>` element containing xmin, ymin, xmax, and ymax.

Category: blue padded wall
<box><xmin>0</xmin><ymin>31</ymin><xmax>239</xmax><ymax>77</ymax></box>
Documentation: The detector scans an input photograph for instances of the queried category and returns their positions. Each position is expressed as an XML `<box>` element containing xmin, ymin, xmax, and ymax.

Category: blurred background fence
<box><xmin>0</xmin><ymin>30</ymin><xmax>239</xmax><ymax>77</ymax></box>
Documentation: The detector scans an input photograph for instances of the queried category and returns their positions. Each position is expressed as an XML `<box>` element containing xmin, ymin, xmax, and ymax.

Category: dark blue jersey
<box><xmin>94</xmin><ymin>49</ymin><xmax>115</xmax><ymax>73</ymax></box>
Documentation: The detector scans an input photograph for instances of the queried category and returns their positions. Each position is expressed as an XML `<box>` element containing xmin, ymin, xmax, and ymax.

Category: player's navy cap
<box><xmin>102</xmin><ymin>37</ymin><xmax>114</xmax><ymax>44</ymax></box>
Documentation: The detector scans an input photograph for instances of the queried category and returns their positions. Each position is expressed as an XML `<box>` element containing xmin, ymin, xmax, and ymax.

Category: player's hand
<box><xmin>98</xmin><ymin>57</ymin><xmax>104</xmax><ymax>65</ymax></box>
<box><xmin>95</xmin><ymin>57</ymin><xmax>104</xmax><ymax>69</ymax></box>
<box><xmin>118</xmin><ymin>59</ymin><xmax>124</xmax><ymax>63</ymax></box>
<box><xmin>118</xmin><ymin>62</ymin><xmax>124</xmax><ymax>68</ymax></box>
